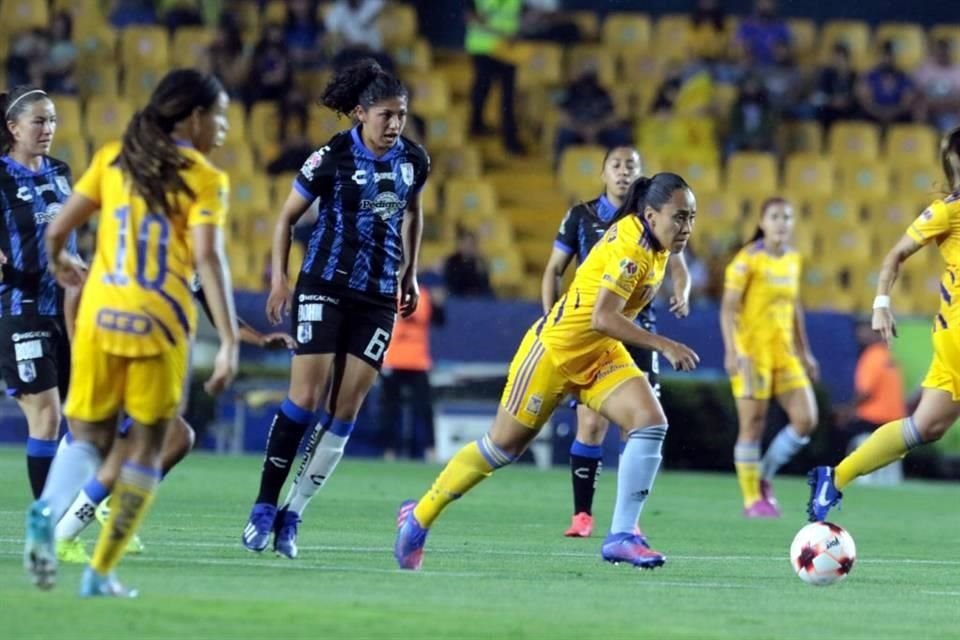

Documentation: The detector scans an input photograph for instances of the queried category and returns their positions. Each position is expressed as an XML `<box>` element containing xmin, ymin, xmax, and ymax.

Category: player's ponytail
<box><xmin>1</xmin><ymin>86</ymin><xmax>49</xmax><ymax>155</ymax></box>
<box><xmin>747</xmin><ymin>196</ymin><xmax>788</xmax><ymax>245</ymax></box>
<box><xmin>320</xmin><ymin>58</ymin><xmax>407</xmax><ymax>117</ymax></box>
<box><xmin>611</xmin><ymin>172</ymin><xmax>690</xmax><ymax>223</ymax></box>
<box><xmin>118</xmin><ymin>69</ymin><xmax>223</xmax><ymax>218</ymax></box>
<box><xmin>940</xmin><ymin>125</ymin><xmax>960</xmax><ymax>193</ymax></box>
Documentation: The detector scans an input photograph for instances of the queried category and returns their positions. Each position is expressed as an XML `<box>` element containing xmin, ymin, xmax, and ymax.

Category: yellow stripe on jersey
<box><xmin>723</xmin><ymin>240</ymin><xmax>801</xmax><ymax>353</ymax></box>
<box><xmin>539</xmin><ymin>215</ymin><xmax>669</xmax><ymax>386</ymax></box>
<box><xmin>73</xmin><ymin>141</ymin><xmax>229</xmax><ymax>357</ymax></box>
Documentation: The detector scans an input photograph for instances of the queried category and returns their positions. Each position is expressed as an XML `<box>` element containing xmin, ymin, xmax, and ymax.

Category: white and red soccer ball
<box><xmin>790</xmin><ymin>522</ymin><xmax>857</xmax><ymax>586</ymax></box>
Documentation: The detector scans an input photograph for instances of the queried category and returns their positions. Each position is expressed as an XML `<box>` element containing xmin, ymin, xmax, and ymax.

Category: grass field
<box><xmin>2</xmin><ymin>448</ymin><xmax>959</xmax><ymax>639</ymax></box>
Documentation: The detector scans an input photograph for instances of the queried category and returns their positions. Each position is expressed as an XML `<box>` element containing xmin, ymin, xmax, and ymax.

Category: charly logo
<box><xmin>360</xmin><ymin>192</ymin><xmax>405</xmax><ymax>220</ymax></box>
<box><xmin>16</xmin><ymin>186</ymin><xmax>32</xmax><ymax>202</ymax></box>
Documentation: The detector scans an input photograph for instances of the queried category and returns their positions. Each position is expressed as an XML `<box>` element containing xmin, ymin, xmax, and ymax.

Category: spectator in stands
<box><xmin>246</xmin><ymin>23</ymin><xmax>294</xmax><ymax>105</ymax></box>
<box><xmin>205</xmin><ymin>14</ymin><xmax>249</xmax><ymax>99</ymax></box>
<box><xmin>762</xmin><ymin>41</ymin><xmax>807</xmax><ymax>117</ymax></box>
<box><xmin>43</xmin><ymin>12</ymin><xmax>78</xmax><ymax>95</ymax></box>
<box><xmin>324</xmin><ymin>0</ymin><xmax>393</xmax><ymax>71</ymax></box>
<box><xmin>690</xmin><ymin>0</ymin><xmax>729</xmax><ymax>63</ymax></box>
<box><xmin>266</xmin><ymin>102</ymin><xmax>313</xmax><ymax>175</ymax></box>
<box><xmin>379</xmin><ymin>284</ymin><xmax>446</xmax><ymax>462</ymax></box>
<box><xmin>832</xmin><ymin>318</ymin><xmax>906</xmax><ymax>458</ymax></box>
<box><xmin>726</xmin><ymin>72</ymin><xmax>779</xmax><ymax>154</ymax></box>
<box><xmin>520</xmin><ymin>0</ymin><xmax>581</xmax><ymax>44</ymax></box>
<box><xmin>913</xmin><ymin>38</ymin><xmax>960</xmax><ymax>133</ymax></box>
<box><xmin>6</xmin><ymin>30</ymin><xmax>48</xmax><ymax>89</ymax></box>
<box><xmin>444</xmin><ymin>229</ymin><xmax>494</xmax><ymax>297</ymax></box>
<box><xmin>108</xmin><ymin>0</ymin><xmax>156</xmax><ymax>28</ymax></box>
<box><xmin>466</xmin><ymin>0</ymin><xmax>524</xmax><ymax>154</ymax></box>
<box><xmin>158</xmin><ymin>0</ymin><xmax>204</xmax><ymax>33</ymax></box>
<box><xmin>285</xmin><ymin>0</ymin><xmax>324</xmax><ymax>69</ymax></box>
<box><xmin>734</xmin><ymin>0</ymin><xmax>791</xmax><ymax>67</ymax></box>
<box><xmin>811</xmin><ymin>42</ymin><xmax>859</xmax><ymax>130</ymax></box>
<box><xmin>554</xmin><ymin>66</ymin><xmax>632</xmax><ymax>166</ymax></box>
<box><xmin>857</xmin><ymin>40</ymin><xmax>917</xmax><ymax>126</ymax></box>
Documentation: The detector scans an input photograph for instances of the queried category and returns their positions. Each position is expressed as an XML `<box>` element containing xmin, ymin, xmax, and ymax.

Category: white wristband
<box><xmin>873</xmin><ymin>295</ymin><xmax>891</xmax><ymax>310</ymax></box>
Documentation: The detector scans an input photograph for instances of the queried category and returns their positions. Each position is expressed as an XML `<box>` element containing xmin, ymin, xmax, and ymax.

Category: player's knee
<box><xmin>577</xmin><ymin>415</ymin><xmax>606</xmax><ymax>444</ymax></box>
<box><xmin>287</xmin><ymin>385</ymin><xmax>323</xmax><ymax>412</ymax></box>
<box><xmin>916</xmin><ymin>415</ymin><xmax>951</xmax><ymax>443</ymax></box>
<box><xmin>792</xmin><ymin>411</ymin><xmax>818</xmax><ymax>436</ymax></box>
<box><xmin>625</xmin><ymin>409</ymin><xmax>667</xmax><ymax>432</ymax></box>
<box><xmin>331</xmin><ymin>393</ymin><xmax>370</xmax><ymax>422</ymax></box>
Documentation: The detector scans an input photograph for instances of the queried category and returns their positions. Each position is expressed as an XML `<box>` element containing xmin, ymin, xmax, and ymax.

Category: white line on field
<box><xmin>919</xmin><ymin>590</ymin><xmax>960</xmax><ymax>597</ymax></box>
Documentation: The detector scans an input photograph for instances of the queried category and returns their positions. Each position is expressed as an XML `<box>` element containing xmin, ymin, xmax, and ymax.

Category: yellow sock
<box><xmin>734</xmin><ymin>442</ymin><xmax>761</xmax><ymax>507</ymax></box>
<box><xmin>835</xmin><ymin>418</ymin><xmax>921</xmax><ymax>490</ymax></box>
<box><xmin>90</xmin><ymin>463</ymin><xmax>160</xmax><ymax>575</ymax></box>
<box><xmin>413</xmin><ymin>435</ymin><xmax>512</xmax><ymax>528</ymax></box>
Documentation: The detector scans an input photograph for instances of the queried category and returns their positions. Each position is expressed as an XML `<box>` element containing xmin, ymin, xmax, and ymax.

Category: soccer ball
<box><xmin>789</xmin><ymin>522</ymin><xmax>856</xmax><ymax>586</ymax></box>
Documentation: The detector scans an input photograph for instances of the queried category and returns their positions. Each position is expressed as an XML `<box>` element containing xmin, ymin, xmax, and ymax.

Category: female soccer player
<box><xmin>241</xmin><ymin>59</ymin><xmax>430</xmax><ymax>559</ymax></box>
<box><xmin>809</xmin><ymin>126</ymin><xmax>960</xmax><ymax>522</ymax></box>
<box><xmin>0</xmin><ymin>87</ymin><xmax>79</xmax><ymax>500</ymax></box>
<box><xmin>25</xmin><ymin>69</ymin><xmax>240</xmax><ymax>596</ymax></box>
<box><xmin>720</xmin><ymin>198</ymin><xmax>819</xmax><ymax>518</ymax></box>
<box><xmin>541</xmin><ymin>146</ymin><xmax>691</xmax><ymax>537</ymax></box>
<box><xmin>396</xmin><ymin>173</ymin><xmax>699</xmax><ymax>570</ymax></box>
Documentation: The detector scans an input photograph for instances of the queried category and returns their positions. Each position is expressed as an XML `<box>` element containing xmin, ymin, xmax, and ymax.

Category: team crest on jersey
<box><xmin>400</xmin><ymin>162</ymin><xmax>414</xmax><ymax>186</ymax></box>
<box><xmin>619</xmin><ymin>259</ymin><xmax>638</xmax><ymax>276</ymax></box>
<box><xmin>921</xmin><ymin>208</ymin><xmax>934</xmax><ymax>220</ymax></box>
<box><xmin>297</xmin><ymin>322</ymin><xmax>312</xmax><ymax>344</ymax></box>
<box><xmin>526</xmin><ymin>394</ymin><xmax>543</xmax><ymax>416</ymax></box>
<box><xmin>18</xmin><ymin>361</ymin><xmax>36</xmax><ymax>383</ymax></box>
<box><xmin>55</xmin><ymin>176</ymin><xmax>71</xmax><ymax>196</ymax></box>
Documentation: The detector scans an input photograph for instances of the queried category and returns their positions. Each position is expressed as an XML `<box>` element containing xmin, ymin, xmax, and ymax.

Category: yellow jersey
<box><xmin>538</xmin><ymin>215</ymin><xmax>669</xmax><ymax>385</ymax></box>
<box><xmin>724</xmin><ymin>240</ymin><xmax>801</xmax><ymax>353</ymax></box>
<box><xmin>906</xmin><ymin>193</ymin><xmax>960</xmax><ymax>331</ymax></box>
<box><xmin>73</xmin><ymin>141</ymin><xmax>229</xmax><ymax>357</ymax></box>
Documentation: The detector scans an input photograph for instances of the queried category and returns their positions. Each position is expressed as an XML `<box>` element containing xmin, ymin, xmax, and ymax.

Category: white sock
<box><xmin>55</xmin><ymin>489</ymin><xmax>101</xmax><ymax>541</ymax></box>
<box><xmin>761</xmin><ymin>424</ymin><xmax>810</xmax><ymax>480</ymax></box>
<box><xmin>284</xmin><ymin>430</ymin><xmax>349</xmax><ymax>517</ymax></box>
<box><xmin>610</xmin><ymin>425</ymin><xmax>667</xmax><ymax>535</ymax></box>
<box><xmin>39</xmin><ymin>440</ymin><xmax>101</xmax><ymax>523</ymax></box>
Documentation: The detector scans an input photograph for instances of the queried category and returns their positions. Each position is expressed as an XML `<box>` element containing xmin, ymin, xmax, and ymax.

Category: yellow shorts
<box><xmin>922</xmin><ymin>328</ymin><xmax>960</xmax><ymax>400</ymax></box>
<box><xmin>65</xmin><ymin>326</ymin><xmax>190</xmax><ymax>425</ymax></box>
<box><xmin>730</xmin><ymin>348</ymin><xmax>810</xmax><ymax>401</ymax></box>
<box><xmin>500</xmin><ymin>328</ymin><xmax>644</xmax><ymax>429</ymax></box>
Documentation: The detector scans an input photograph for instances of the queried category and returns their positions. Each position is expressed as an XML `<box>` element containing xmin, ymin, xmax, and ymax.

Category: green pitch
<box><xmin>1</xmin><ymin>449</ymin><xmax>958</xmax><ymax>639</ymax></box>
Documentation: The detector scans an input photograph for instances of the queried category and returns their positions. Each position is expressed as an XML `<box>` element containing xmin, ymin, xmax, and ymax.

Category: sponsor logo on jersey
<box><xmin>35</xmin><ymin>202</ymin><xmax>61</xmax><ymax>225</ymax></box>
<box><xmin>360</xmin><ymin>191</ymin><xmax>405</xmax><ymax>220</ymax></box>
<box><xmin>14</xmin><ymin>340</ymin><xmax>42</xmax><ymax>362</ymax></box>
<box><xmin>298</xmin><ymin>303</ymin><xmax>323</xmax><ymax>322</ymax></box>
<box><xmin>299</xmin><ymin>294</ymin><xmax>339</xmax><ymax>304</ymax></box>
<box><xmin>619</xmin><ymin>259</ymin><xmax>638</xmax><ymax>276</ymax></box>
<box><xmin>12</xmin><ymin>331</ymin><xmax>51</xmax><ymax>342</ymax></box>
<box><xmin>300</xmin><ymin>145</ymin><xmax>330</xmax><ymax>181</ymax></box>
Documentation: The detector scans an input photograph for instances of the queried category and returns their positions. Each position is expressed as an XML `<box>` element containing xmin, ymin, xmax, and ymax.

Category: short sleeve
<box><xmin>187</xmin><ymin>169</ymin><xmax>229</xmax><ymax>228</ymax></box>
<box><xmin>554</xmin><ymin>208</ymin><xmax>578</xmax><ymax>255</ymax></box>
<box><xmin>293</xmin><ymin>144</ymin><xmax>335</xmax><ymax>203</ymax></box>
<box><xmin>73</xmin><ymin>146</ymin><xmax>107</xmax><ymax>205</ymax></box>
<box><xmin>599</xmin><ymin>232</ymin><xmax>650</xmax><ymax>300</ymax></box>
<box><xmin>724</xmin><ymin>249</ymin><xmax>752</xmax><ymax>293</ymax></box>
<box><xmin>907</xmin><ymin>200</ymin><xmax>951</xmax><ymax>245</ymax></box>
<box><xmin>412</xmin><ymin>147</ymin><xmax>431</xmax><ymax>194</ymax></box>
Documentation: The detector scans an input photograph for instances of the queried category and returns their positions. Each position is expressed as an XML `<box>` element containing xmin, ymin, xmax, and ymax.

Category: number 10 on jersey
<box><xmin>103</xmin><ymin>206</ymin><xmax>171</xmax><ymax>288</ymax></box>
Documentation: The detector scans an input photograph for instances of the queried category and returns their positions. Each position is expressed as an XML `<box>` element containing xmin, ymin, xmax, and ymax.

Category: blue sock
<box><xmin>26</xmin><ymin>437</ymin><xmax>58</xmax><ymax>498</ymax></box>
<box><xmin>610</xmin><ymin>425</ymin><xmax>668</xmax><ymax>534</ymax></box>
<box><xmin>82</xmin><ymin>477</ymin><xmax>111</xmax><ymax>504</ymax></box>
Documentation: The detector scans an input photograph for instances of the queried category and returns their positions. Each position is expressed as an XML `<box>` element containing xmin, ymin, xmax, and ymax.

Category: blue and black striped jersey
<box><xmin>554</xmin><ymin>194</ymin><xmax>656</xmax><ymax>327</ymax></box>
<box><xmin>293</xmin><ymin>126</ymin><xmax>430</xmax><ymax>300</ymax></box>
<box><xmin>0</xmin><ymin>155</ymin><xmax>77</xmax><ymax>317</ymax></box>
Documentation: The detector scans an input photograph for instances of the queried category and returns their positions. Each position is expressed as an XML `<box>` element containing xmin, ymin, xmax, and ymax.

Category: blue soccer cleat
<box><xmin>394</xmin><ymin>500</ymin><xmax>429</xmax><ymax>570</ymax></box>
<box><xmin>80</xmin><ymin>567</ymin><xmax>138</xmax><ymax>598</ymax></box>
<box><xmin>601</xmin><ymin>532</ymin><xmax>666</xmax><ymax>569</ymax></box>
<box><xmin>273</xmin><ymin>508</ymin><xmax>300</xmax><ymax>559</ymax></box>
<box><xmin>24</xmin><ymin>499</ymin><xmax>57</xmax><ymax>590</ymax></box>
<box><xmin>242</xmin><ymin>503</ymin><xmax>277</xmax><ymax>552</ymax></box>
<box><xmin>807</xmin><ymin>466</ymin><xmax>843</xmax><ymax>522</ymax></box>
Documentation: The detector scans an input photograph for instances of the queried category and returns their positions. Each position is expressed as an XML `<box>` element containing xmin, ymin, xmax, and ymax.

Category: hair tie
<box><xmin>4</xmin><ymin>89</ymin><xmax>47</xmax><ymax>119</ymax></box>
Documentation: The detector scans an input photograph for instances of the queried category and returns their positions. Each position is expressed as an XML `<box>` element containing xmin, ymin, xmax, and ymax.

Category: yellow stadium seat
<box><xmin>784</xmin><ymin>153</ymin><xmax>835</xmax><ymax>199</ymax></box>
<box><xmin>821</xmin><ymin>20</ymin><xmax>872</xmax><ymax>69</ymax></box>
<box><xmin>0</xmin><ymin>1</ymin><xmax>49</xmax><ymax>36</ymax></box>
<box><xmin>692</xmin><ymin>191</ymin><xmax>742</xmax><ymax>249</ymax></box>
<box><xmin>269</xmin><ymin>172</ymin><xmax>298</xmax><ymax>210</ymax></box>
<box><xmin>420</xmin><ymin>179</ymin><xmax>439</xmax><ymax>216</ymax></box>
<box><xmin>171</xmin><ymin>26</ymin><xmax>216</xmax><ymax>69</ymax></box>
<box><xmin>504</xmin><ymin>207</ymin><xmax>564</xmax><ymax>241</ymax></box>
<box><xmin>487</xmin><ymin>170</ymin><xmax>557</xmax><ymax>208</ymax></box>
<box><xmin>76</xmin><ymin>28</ymin><xmax>118</xmax><ymax>66</ymax></box>
<box><xmin>516</xmin><ymin>238</ymin><xmax>555</xmax><ymax>272</ymax></box>
<box><xmin>225</xmin><ymin>103</ymin><xmax>247</xmax><ymax>143</ymax></box>
<box><xmin>800</xmin><ymin>263</ymin><xmax>840</xmax><ymax>311</ymax></box>
<box><xmin>516</xmin><ymin>44</ymin><xmax>564</xmax><ymax>89</ymax></box>
<box><xmin>558</xmin><ymin>145</ymin><xmax>606</xmax><ymax>202</ymax></box>
<box><xmin>805</xmin><ymin>196</ymin><xmax>862</xmax><ymax>227</ymax></box>
<box><xmin>837</xmin><ymin>160</ymin><xmax>890</xmax><ymax>199</ymax></box>
<box><xmin>392</xmin><ymin>38</ymin><xmax>432</xmax><ymax>73</ymax></box>
<box><xmin>864</xmin><ymin>198</ymin><xmax>917</xmax><ymax>252</ymax></box>
<box><xmin>726</xmin><ymin>152</ymin><xmax>779</xmax><ymax>198</ymax></box>
<box><xmin>566</xmin><ymin>46</ymin><xmax>617</xmax><ymax>87</ymax></box>
<box><xmin>54</xmin><ymin>0</ymin><xmax>107</xmax><ymax>35</ymax></box>
<box><xmin>602</xmin><ymin>13</ymin><xmax>652</xmax><ymax>50</ymax></box>
<box><xmin>51</xmin><ymin>137</ymin><xmax>89</xmax><ymax>171</ymax></box>
<box><xmin>122</xmin><ymin>65</ymin><xmax>166</xmax><ymax>104</ymax></box>
<box><xmin>619</xmin><ymin>53</ymin><xmax>665</xmax><ymax>86</ymax></box>
<box><xmin>464</xmin><ymin>216</ymin><xmax>515</xmax><ymax>253</ymax></box>
<box><xmin>379</xmin><ymin>3</ymin><xmax>417</xmax><ymax>48</ymax></box>
<box><xmin>819</xmin><ymin>226</ymin><xmax>872</xmax><ymax>262</ymax></box>
<box><xmin>77</xmin><ymin>65</ymin><xmax>120</xmax><ymax>100</ymax></box>
<box><xmin>432</xmin><ymin>146</ymin><xmax>482</xmax><ymax>181</ymax></box>
<box><xmin>231</xmin><ymin>174</ymin><xmax>272</xmax><ymax>219</ymax></box>
<box><xmin>874</xmin><ymin>22</ymin><xmax>926</xmax><ymax>71</ymax></box>
<box><xmin>120</xmin><ymin>26</ymin><xmax>169</xmax><ymax>69</ymax></box>
<box><xmin>443</xmin><ymin>179</ymin><xmax>497</xmax><ymax>220</ymax></box>
<box><xmin>209</xmin><ymin>142</ymin><xmax>255</xmax><ymax>176</ymax></box>
<box><xmin>489</xmin><ymin>246</ymin><xmax>526</xmax><ymax>297</ymax></box>
<box><xmin>885</xmin><ymin>123</ymin><xmax>938</xmax><ymax>165</ymax></box>
<box><xmin>248</xmin><ymin>101</ymin><xmax>282</xmax><ymax>152</ymax></box>
<box><xmin>409</xmin><ymin>76</ymin><xmax>451</xmax><ymax>118</ymax></box>
<box><xmin>666</xmin><ymin>155</ymin><xmax>720</xmax><ymax>192</ymax></box>
<box><xmin>653</xmin><ymin>14</ymin><xmax>692</xmax><ymax>62</ymax></box>
<box><xmin>262</xmin><ymin>0</ymin><xmax>287</xmax><ymax>25</ymax></box>
<box><xmin>434</xmin><ymin>57</ymin><xmax>473</xmax><ymax>99</ymax></box>
<box><xmin>787</xmin><ymin>18</ymin><xmax>818</xmax><ymax>63</ymax></box>
<box><xmin>828</xmin><ymin>120</ymin><xmax>880</xmax><ymax>158</ymax></box>
<box><xmin>566</xmin><ymin>11</ymin><xmax>600</xmax><ymax>41</ymax></box>
<box><xmin>52</xmin><ymin>96</ymin><xmax>82</xmax><ymax>139</ymax></box>
<box><xmin>305</xmin><ymin>104</ymin><xmax>343</xmax><ymax>144</ymax></box>
<box><xmin>780</xmin><ymin>120</ymin><xmax>823</xmax><ymax>154</ymax></box>
<box><xmin>929</xmin><ymin>25</ymin><xmax>960</xmax><ymax>65</ymax></box>
<box><xmin>84</xmin><ymin>97</ymin><xmax>134</xmax><ymax>148</ymax></box>
<box><xmin>892</xmin><ymin>162</ymin><xmax>942</xmax><ymax>202</ymax></box>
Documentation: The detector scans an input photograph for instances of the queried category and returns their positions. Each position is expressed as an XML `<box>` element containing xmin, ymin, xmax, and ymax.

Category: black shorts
<box><xmin>291</xmin><ymin>280</ymin><xmax>396</xmax><ymax>370</ymax></box>
<box><xmin>0</xmin><ymin>315</ymin><xmax>70</xmax><ymax>399</ymax></box>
